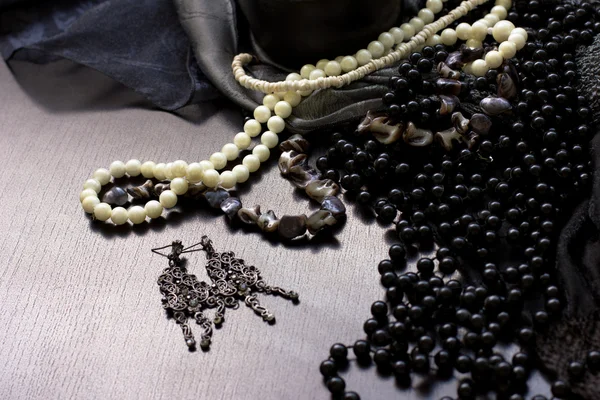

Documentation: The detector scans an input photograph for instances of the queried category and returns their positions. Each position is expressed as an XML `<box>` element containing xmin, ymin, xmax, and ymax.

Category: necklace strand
<box><xmin>80</xmin><ymin>0</ymin><xmax>528</xmax><ymax>226</ymax></box>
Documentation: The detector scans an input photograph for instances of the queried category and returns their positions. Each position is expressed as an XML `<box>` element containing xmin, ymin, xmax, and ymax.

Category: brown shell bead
<box><xmin>480</xmin><ymin>97</ymin><xmax>512</xmax><ymax>116</ymax></box>
<box><xmin>469</xmin><ymin>113</ymin><xmax>492</xmax><ymax>136</ymax></box>
<box><xmin>238</xmin><ymin>205</ymin><xmax>261</xmax><ymax>225</ymax></box>
<box><xmin>279</xmin><ymin>134</ymin><xmax>310</xmax><ymax>153</ymax></box>
<box><xmin>497</xmin><ymin>73</ymin><xmax>517</xmax><ymax>99</ymax></box>
<box><xmin>436</xmin><ymin>78</ymin><xmax>462</xmax><ymax>96</ymax></box>
<box><xmin>305</xmin><ymin>179</ymin><xmax>340</xmax><ymax>203</ymax></box>
<box><xmin>278</xmin><ymin>215</ymin><xmax>307</xmax><ymax>239</ymax></box>
<box><xmin>439</xmin><ymin>95</ymin><xmax>460</xmax><ymax>115</ymax></box>
<box><xmin>403</xmin><ymin>122</ymin><xmax>433</xmax><ymax>147</ymax></box>
<box><xmin>437</xmin><ymin>62</ymin><xmax>461</xmax><ymax>80</ymax></box>
<box><xmin>257</xmin><ymin>210</ymin><xmax>279</xmax><ymax>232</ymax></box>
<box><xmin>451</xmin><ymin>112</ymin><xmax>470</xmax><ymax>134</ymax></box>
<box><xmin>127</xmin><ymin>180</ymin><xmax>154</xmax><ymax>200</ymax></box>
<box><xmin>278</xmin><ymin>151</ymin><xmax>307</xmax><ymax>175</ymax></box>
<box><xmin>435</xmin><ymin>127</ymin><xmax>465</xmax><ymax>151</ymax></box>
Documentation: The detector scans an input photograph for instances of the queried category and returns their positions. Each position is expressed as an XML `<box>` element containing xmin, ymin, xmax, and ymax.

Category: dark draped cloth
<box><xmin>3</xmin><ymin>0</ymin><xmax>600</xmax><ymax>397</ymax></box>
<box><xmin>0</xmin><ymin>0</ymin><xmax>414</xmax><ymax>132</ymax></box>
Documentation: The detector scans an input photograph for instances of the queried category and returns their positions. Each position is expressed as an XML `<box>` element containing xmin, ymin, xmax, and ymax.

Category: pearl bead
<box><xmin>203</xmin><ymin>169</ymin><xmax>220</xmax><ymax>188</ymax></box>
<box><xmin>283</xmin><ymin>91</ymin><xmax>301</xmax><ymax>107</ymax></box>
<box><xmin>378</xmin><ymin>32</ymin><xmax>395</xmax><ymax>49</ymax></box>
<box><xmin>356</xmin><ymin>49</ymin><xmax>372</xmax><ymax>66</ymax></box>
<box><xmin>426</xmin><ymin>34</ymin><xmax>441</xmax><ymax>46</ymax></box>
<box><xmin>170</xmin><ymin>177</ymin><xmax>189</xmax><ymax>195</ymax></box>
<box><xmin>262</xmin><ymin>94</ymin><xmax>279</xmax><ymax>110</ymax></box>
<box><xmin>210</xmin><ymin>152</ymin><xmax>227</xmax><ymax>170</ymax></box>
<box><xmin>82</xmin><ymin>196</ymin><xmax>100</xmax><ymax>213</ymax></box>
<box><xmin>261</xmin><ymin>131</ymin><xmax>279</xmax><ymax>148</ymax></box>
<box><xmin>499</xmin><ymin>41</ymin><xmax>517</xmax><ymax>59</ymax></box>
<box><xmin>267</xmin><ymin>116</ymin><xmax>285</xmax><ymax>133</ymax></box>
<box><xmin>490</xmin><ymin>5</ymin><xmax>507</xmax><ymax>19</ymax></box>
<box><xmin>93</xmin><ymin>202</ymin><xmax>112</xmax><ymax>221</ymax></box>
<box><xmin>253</xmin><ymin>105</ymin><xmax>271</xmax><ymax>123</ymax></box>
<box><xmin>274</xmin><ymin>101</ymin><xmax>292</xmax><ymax>118</ymax></box>
<box><xmin>159</xmin><ymin>190</ymin><xmax>178</xmax><ymax>208</ymax></box>
<box><xmin>441</xmin><ymin>29</ymin><xmax>457</xmax><ymax>45</ymax></box>
<box><xmin>418</xmin><ymin>8</ymin><xmax>435</xmax><ymax>24</ymax></box>
<box><xmin>286</xmin><ymin>72</ymin><xmax>301</xmax><ymax>81</ymax></box>
<box><xmin>335</xmin><ymin>56</ymin><xmax>344</xmax><ymax>63</ymax></box>
<box><xmin>244</xmin><ymin>119</ymin><xmax>262</xmax><ymax>137</ymax></box>
<box><xmin>145</xmin><ymin>200</ymin><xmax>163</xmax><ymax>219</ymax></box>
<box><xmin>492</xmin><ymin>20</ymin><xmax>515</xmax><ymax>43</ymax></box>
<box><xmin>309</xmin><ymin>69</ymin><xmax>326</xmax><ymax>80</ymax></box>
<box><xmin>83</xmin><ymin>178</ymin><xmax>101</xmax><ymax>193</ymax></box>
<box><xmin>80</xmin><ymin>188</ymin><xmax>97</xmax><ymax>202</ymax></box>
<box><xmin>508</xmin><ymin>33</ymin><xmax>526</xmax><ymax>50</ymax></box>
<box><xmin>125</xmin><ymin>159</ymin><xmax>141</xmax><ymax>176</ymax></box>
<box><xmin>186</xmin><ymin>162</ymin><xmax>204</xmax><ymax>183</ymax></box>
<box><xmin>426</xmin><ymin>0</ymin><xmax>443</xmax><ymax>13</ymax></box>
<box><xmin>511</xmin><ymin>27</ymin><xmax>528</xmax><ymax>40</ymax></box>
<box><xmin>232</xmin><ymin>165</ymin><xmax>249</xmax><ymax>183</ymax></box>
<box><xmin>495</xmin><ymin>0</ymin><xmax>511</xmax><ymax>8</ymax></box>
<box><xmin>93</xmin><ymin>168</ymin><xmax>111</xmax><ymax>185</ymax></box>
<box><xmin>220</xmin><ymin>171</ymin><xmax>236</xmax><ymax>189</ymax></box>
<box><xmin>340</xmin><ymin>56</ymin><xmax>358</xmax><ymax>72</ymax></box>
<box><xmin>471</xmin><ymin>59</ymin><xmax>489</xmax><ymax>77</ymax></box>
<box><xmin>165</xmin><ymin>163</ymin><xmax>175</xmax><ymax>180</ymax></box>
<box><xmin>199</xmin><ymin>160</ymin><xmax>213</xmax><ymax>171</ymax></box>
<box><xmin>221</xmin><ymin>143</ymin><xmax>239</xmax><ymax>161</ymax></box>
<box><xmin>389</xmin><ymin>27</ymin><xmax>405</xmax><ymax>44</ymax></box>
<box><xmin>298</xmin><ymin>88</ymin><xmax>313</xmax><ymax>97</ymax></box>
<box><xmin>253</xmin><ymin>144</ymin><xmax>270</xmax><ymax>162</ymax></box>
<box><xmin>471</xmin><ymin>21</ymin><xmax>488</xmax><ymax>41</ymax></box>
<box><xmin>109</xmin><ymin>161</ymin><xmax>126</xmax><ymax>178</ymax></box>
<box><xmin>141</xmin><ymin>161</ymin><xmax>156</xmax><ymax>178</ymax></box>
<box><xmin>485</xmin><ymin>50</ymin><xmax>503</xmax><ymax>68</ymax></box>
<box><xmin>466</xmin><ymin>39</ymin><xmax>483</xmax><ymax>48</ymax></box>
<box><xmin>456</xmin><ymin>23</ymin><xmax>472</xmax><ymax>40</ymax></box>
<box><xmin>300</xmin><ymin>64</ymin><xmax>315</xmax><ymax>79</ymax></box>
<box><xmin>111</xmin><ymin>207</ymin><xmax>128</xmax><ymax>225</ymax></box>
<box><xmin>409</xmin><ymin>17</ymin><xmax>425</xmax><ymax>32</ymax></box>
<box><xmin>153</xmin><ymin>163</ymin><xmax>167</xmax><ymax>180</ymax></box>
<box><xmin>233</xmin><ymin>132</ymin><xmax>252</xmax><ymax>150</ymax></box>
<box><xmin>316</xmin><ymin>59</ymin><xmax>329</xmax><ymax>70</ymax></box>
<box><xmin>367</xmin><ymin>41</ymin><xmax>385</xmax><ymax>58</ymax></box>
<box><xmin>324</xmin><ymin>61</ymin><xmax>342</xmax><ymax>76</ymax></box>
<box><xmin>172</xmin><ymin>160</ymin><xmax>188</xmax><ymax>177</ymax></box>
<box><xmin>484</xmin><ymin>14</ymin><xmax>499</xmax><ymax>27</ymax></box>
<box><xmin>243</xmin><ymin>154</ymin><xmax>260</xmax><ymax>172</ymax></box>
<box><xmin>128</xmin><ymin>206</ymin><xmax>146</xmax><ymax>224</ymax></box>
<box><xmin>400</xmin><ymin>23</ymin><xmax>415</xmax><ymax>40</ymax></box>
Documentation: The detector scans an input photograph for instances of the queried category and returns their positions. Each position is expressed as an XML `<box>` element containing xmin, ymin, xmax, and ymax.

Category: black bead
<box><xmin>587</xmin><ymin>350</ymin><xmax>600</xmax><ymax>370</ymax></box>
<box><xmin>389</xmin><ymin>244</ymin><xmax>406</xmax><ymax>263</ymax></box>
<box><xmin>330</xmin><ymin>343</ymin><xmax>348</xmax><ymax>361</ymax></box>
<box><xmin>568</xmin><ymin>361</ymin><xmax>585</xmax><ymax>378</ymax></box>
<box><xmin>363</xmin><ymin>318</ymin><xmax>379</xmax><ymax>335</ymax></box>
<box><xmin>343</xmin><ymin>392</ymin><xmax>360</xmax><ymax>400</ymax></box>
<box><xmin>416</xmin><ymin>258</ymin><xmax>435</xmax><ymax>275</ymax></box>
<box><xmin>326</xmin><ymin>376</ymin><xmax>346</xmax><ymax>394</ymax></box>
<box><xmin>320</xmin><ymin>360</ymin><xmax>337</xmax><ymax>377</ymax></box>
<box><xmin>353</xmin><ymin>340</ymin><xmax>370</xmax><ymax>359</ymax></box>
<box><xmin>373</xmin><ymin>349</ymin><xmax>391</xmax><ymax>368</ymax></box>
<box><xmin>551</xmin><ymin>380</ymin><xmax>570</xmax><ymax>398</ymax></box>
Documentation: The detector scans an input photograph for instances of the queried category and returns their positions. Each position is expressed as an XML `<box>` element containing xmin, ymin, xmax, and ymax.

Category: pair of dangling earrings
<box><xmin>152</xmin><ymin>236</ymin><xmax>299</xmax><ymax>350</ymax></box>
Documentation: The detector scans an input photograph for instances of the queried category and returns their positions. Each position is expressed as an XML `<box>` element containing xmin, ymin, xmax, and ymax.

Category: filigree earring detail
<box><xmin>152</xmin><ymin>236</ymin><xmax>299</xmax><ymax>350</ymax></box>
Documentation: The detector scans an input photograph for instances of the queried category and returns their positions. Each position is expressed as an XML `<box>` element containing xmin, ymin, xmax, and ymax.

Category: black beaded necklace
<box><xmin>317</xmin><ymin>1</ymin><xmax>599</xmax><ymax>399</ymax></box>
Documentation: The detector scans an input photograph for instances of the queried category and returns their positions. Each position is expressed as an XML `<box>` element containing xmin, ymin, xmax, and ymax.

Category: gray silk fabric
<box><xmin>173</xmin><ymin>0</ymin><xmax>421</xmax><ymax>134</ymax></box>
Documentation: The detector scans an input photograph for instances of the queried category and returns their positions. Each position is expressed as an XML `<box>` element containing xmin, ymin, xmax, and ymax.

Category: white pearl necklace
<box><xmin>80</xmin><ymin>0</ymin><xmax>527</xmax><ymax>225</ymax></box>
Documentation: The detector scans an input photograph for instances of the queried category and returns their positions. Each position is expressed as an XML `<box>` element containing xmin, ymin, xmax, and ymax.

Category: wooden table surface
<box><xmin>0</xmin><ymin>60</ymin><xmax>550</xmax><ymax>400</ymax></box>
